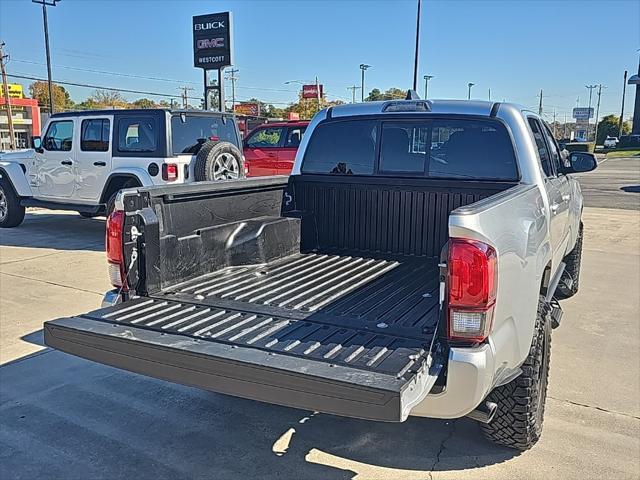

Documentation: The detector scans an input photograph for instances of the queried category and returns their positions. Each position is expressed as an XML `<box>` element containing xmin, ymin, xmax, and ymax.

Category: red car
<box><xmin>243</xmin><ymin>121</ymin><xmax>309</xmax><ymax>176</ymax></box>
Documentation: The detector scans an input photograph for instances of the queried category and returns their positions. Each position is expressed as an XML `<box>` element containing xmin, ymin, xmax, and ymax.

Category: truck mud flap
<box><xmin>44</xmin><ymin>298</ymin><xmax>442</xmax><ymax>422</ymax></box>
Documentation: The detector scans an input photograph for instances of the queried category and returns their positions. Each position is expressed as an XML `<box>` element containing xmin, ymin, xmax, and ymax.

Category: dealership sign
<box><xmin>234</xmin><ymin>102</ymin><xmax>260</xmax><ymax>116</ymax></box>
<box><xmin>302</xmin><ymin>84</ymin><xmax>324</xmax><ymax>99</ymax></box>
<box><xmin>193</xmin><ymin>12</ymin><xmax>233</xmax><ymax>69</ymax></box>
<box><xmin>572</xmin><ymin>107</ymin><xmax>594</xmax><ymax>120</ymax></box>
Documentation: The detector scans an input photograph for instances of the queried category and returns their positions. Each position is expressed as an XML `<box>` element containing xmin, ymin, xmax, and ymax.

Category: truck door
<box><xmin>527</xmin><ymin>118</ymin><xmax>567</xmax><ymax>271</ymax></box>
<box><xmin>243</xmin><ymin>126</ymin><xmax>284</xmax><ymax>176</ymax></box>
<box><xmin>278</xmin><ymin>126</ymin><xmax>306</xmax><ymax>175</ymax></box>
<box><xmin>36</xmin><ymin>118</ymin><xmax>76</xmax><ymax>199</ymax></box>
<box><xmin>75</xmin><ymin>117</ymin><xmax>112</xmax><ymax>200</ymax></box>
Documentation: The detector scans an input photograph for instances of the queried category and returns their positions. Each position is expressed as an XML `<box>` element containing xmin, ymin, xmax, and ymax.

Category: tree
<box><xmin>88</xmin><ymin>89</ymin><xmax>128</xmax><ymax>108</ymax></box>
<box><xmin>365</xmin><ymin>87</ymin><xmax>406</xmax><ymax>102</ymax></box>
<box><xmin>131</xmin><ymin>98</ymin><xmax>157</xmax><ymax>109</ymax></box>
<box><xmin>596</xmin><ymin>114</ymin><xmax>631</xmax><ymax>144</ymax></box>
<box><xmin>29</xmin><ymin>81</ymin><xmax>74</xmax><ymax>112</ymax></box>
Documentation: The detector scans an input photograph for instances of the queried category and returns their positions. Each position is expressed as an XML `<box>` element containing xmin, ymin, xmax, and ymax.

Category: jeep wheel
<box><xmin>194</xmin><ymin>141</ymin><xmax>244</xmax><ymax>182</ymax></box>
<box><xmin>556</xmin><ymin>222</ymin><xmax>583</xmax><ymax>299</ymax></box>
<box><xmin>0</xmin><ymin>178</ymin><xmax>25</xmax><ymax>228</ymax></box>
<box><xmin>480</xmin><ymin>295</ymin><xmax>551</xmax><ymax>450</ymax></box>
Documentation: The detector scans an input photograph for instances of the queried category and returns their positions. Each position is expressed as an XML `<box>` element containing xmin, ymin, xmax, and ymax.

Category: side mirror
<box><xmin>566</xmin><ymin>152</ymin><xmax>597</xmax><ymax>174</ymax></box>
<box><xmin>31</xmin><ymin>136</ymin><xmax>43</xmax><ymax>153</ymax></box>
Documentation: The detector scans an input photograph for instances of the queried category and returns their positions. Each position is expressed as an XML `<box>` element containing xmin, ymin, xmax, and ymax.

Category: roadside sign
<box><xmin>234</xmin><ymin>102</ymin><xmax>260</xmax><ymax>116</ymax></box>
<box><xmin>572</xmin><ymin>107</ymin><xmax>594</xmax><ymax>120</ymax></box>
<box><xmin>288</xmin><ymin>112</ymin><xmax>300</xmax><ymax>121</ymax></box>
<box><xmin>193</xmin><ymin>12</ymin><xmax>233</xmax><ymax>70</ymax></box>
<box><xmin>302</xmin><ymin>84</ymin><xmax>323</xmax><ymax>99</ymax></box>
<box><xmin>4</xmin><ymin>84</ymin><xmax>24</xmax><ymax>99</ymax></box>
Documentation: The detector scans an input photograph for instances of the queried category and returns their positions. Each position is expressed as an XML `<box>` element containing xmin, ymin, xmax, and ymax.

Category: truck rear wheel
<box><xmin>556</xmin><ymin>222</ymin><xmax>583</xmax><ymax>299</ymax></box>
<box><xmin>0</xmin><ymin>178</ymin><xmax>25</xmax><ymax>228</ymax></box>
<box><xmin>194</xmin><ymin>141</ymin><xmax>244</xmax><ymax>182</ymax></box>
<box><xmin>480</xmin><ymin>295</ymin><xmax>551</xmax><ymax>450</ymax></box>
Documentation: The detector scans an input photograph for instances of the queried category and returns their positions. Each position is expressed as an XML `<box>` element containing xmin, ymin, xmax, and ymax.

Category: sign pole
<box><xmin>203</xmin><ymin>69</ymin><xmax>208</xmax><ymax>110</ymax></box>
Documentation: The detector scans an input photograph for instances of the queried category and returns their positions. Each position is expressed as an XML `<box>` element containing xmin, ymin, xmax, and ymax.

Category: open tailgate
<box><xmin>44</xmin><ymin>297</ymin><xmax>442</xmax><ymax>422</ymax></box>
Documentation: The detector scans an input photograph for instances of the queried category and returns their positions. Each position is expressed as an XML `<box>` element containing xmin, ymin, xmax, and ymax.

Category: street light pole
<box><xmin>585</xmin><ymin>84</ymin><xmax>597</xmax><ymax>140</ymax></box>
<box><xmin>619</xmin><ymin>70</ymin><xmax>628</xmax><ymax>137</ymax></box>
<box><xmin>412</xmin><ymin>0</ymin><xmax>421</xmax><ymax>91</ymax></box>
<box><xmin>467</xmin><ymin>82</ymin><xmax>474</xmax><ymax>99</ymax></box>
<box><xmin>32</xmin><ymin>0</ymin><xmax>59</xmax><ymax>114</ymax></box>
<box><xmin>360</xmin><ymin>64</ymin><xmax>370</xmax><ymax>102</ymax></box>
<box><xmin>423</xmin><ymin>75</ymin><xmax>433</xmax><ymax>99</ymax></box>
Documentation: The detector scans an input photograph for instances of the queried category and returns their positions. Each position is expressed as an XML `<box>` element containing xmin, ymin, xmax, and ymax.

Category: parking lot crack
<box><xmin>429</xmin><ymin>420</ymin><xmax>457</xmax><ymax>478</ymax></box>
<box><xmin>0</xmin><ymin>251</ymin><xmax>64</xmax><ymax>266</ymax></box>
<box><xmin>0</xmin><ymin>272</ymin><xmax>104</xmax><ymax>296</ymax></box>
<box><xmin>548</xmin><ymin>396</ymin><xmax>640</xmax><ymax>420</ymax></box>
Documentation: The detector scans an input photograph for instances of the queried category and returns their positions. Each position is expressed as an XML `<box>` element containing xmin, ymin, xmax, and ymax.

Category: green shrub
<box><xmin>564</xmin><ymin>142</ymin><xmax>595</xmax><ymax>153</ymax></box>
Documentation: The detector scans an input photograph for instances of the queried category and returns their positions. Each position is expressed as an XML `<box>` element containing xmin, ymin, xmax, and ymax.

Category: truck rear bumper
<box><xmin>409</xmin><ymin>344</ymin><xmax>496</xmax><ymax>419</ymax></box>
<box><xmin>44</xmin><ymin>314</ymin><xmax>441</xmax><ymax>423</ymax></box>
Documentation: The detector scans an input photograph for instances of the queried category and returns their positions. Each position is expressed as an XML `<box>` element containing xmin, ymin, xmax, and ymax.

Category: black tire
<box><xmin>0</xmin><ymin>177</ymin><xmax>26</xmax><ymax>228</ymax></box>
<box><xmin>481</xmin><ymin>295</ymin><xmax>552</xmax><ymax>451</ymax></box>
<box><xmin>556</xmin><ymin>222</ymin><xmax>583</xmax><ymax>299</ymax></box>
<box><xmin>105</xmin><ymin>192</ymin><xmax>118</xmax><ymax>218</ymax></box>
<box><xmin>79</xmin><ymin>212</ymin><xmax>95</xmax><ymax>218</ymax></box>
<box><xmin>194</xmin><ymin>141</ymin><xmax>244</xmax><ymax>182</ymax></box>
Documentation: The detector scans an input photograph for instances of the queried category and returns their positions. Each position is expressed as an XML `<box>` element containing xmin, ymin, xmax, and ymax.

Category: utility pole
<box><xmin>179</xmin><ymin>86</ymin><xmax>194</xmax><ymax>109</ymax></box>
<box><xmin>619</xmin><ymin>70</ymin><xmax>628</xmax><ymax>137</ymax></box>
<box><xmin>423</xmin><ymin>75</ymin><xmax>433</xmax><ymax>98</ymax></box>
<box><xmin>538</xmin><ymin>89</ymin><xmax>543</xmax><ymax>116</ymax></box>
<box><xmin>488</xmin><ymin>88</ymin><xmax>491</xmax><ymax>101</ymax></box>
<box><xmin>360</xmin><ymin>64</ymin><xmax>370</xmax><ymax>102</ymax></box>
<box><xmin>593</xmin><ymin>84</ymin><xmax>606</xmax><ymax>145</ymax></box>
<box><xmin>412</xmin><ymin>0</ymin><xmax>422</xmax><ymax>91</ymax></box>
<box><xmin>315</xmin><ymin>75</ymin><xmax>321</xmax><ymax>113</ymax></box>
<box><xmin>347</xmin><ymin>85</ymin><xmax>361</xmax><ymax>104</ymax></box>
<box><xmin>467</xmin><ymin>82</ymin><xmax>474</xmax><ymax>99</ymax></box>
<box><xmin>32</xmin><ymin>0</ymin><xmax>59</xmax><ymax>113</ymax></box>
<box><xmin>552</xmin><ymin>108</ymin><xmax>557</xmax><ymax>137</ymax></box>
<box><xmin>226</xmin><ymin>68</ymin><xmax>239</xmax><ymax>112</ymax></box>
<box><xmin>0</xmin><ymin>42</ymin><xmax>16</xmax><ymax>150</ymax></box>
<box><xmin>585</xmin><ymin>84</ymin><xmax>597</xmax><ymax>140</ymax></box>
<box><xmin>563</xmin><ymin>113</ymin><xmax>567</xmax><ymax>139</ymax></box>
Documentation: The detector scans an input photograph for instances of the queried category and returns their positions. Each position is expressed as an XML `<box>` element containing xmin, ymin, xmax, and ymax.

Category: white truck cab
<box><xmin>0</xmin><ymin>109</ymin><xmax>243</xmax><ymax>227</ymax></box>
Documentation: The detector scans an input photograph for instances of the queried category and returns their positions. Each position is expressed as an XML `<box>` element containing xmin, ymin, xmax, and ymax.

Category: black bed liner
<box><xmin>44</xmin><ymin>253</ymin><xmax>443</xmax><ymax>422</ymax></box>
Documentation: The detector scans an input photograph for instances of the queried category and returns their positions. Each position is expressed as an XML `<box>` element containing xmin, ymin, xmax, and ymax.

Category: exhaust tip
<box><xmin>466</xmin><ymin>401</ymin><xmax>497</xmax><ymax>424</ymax></box>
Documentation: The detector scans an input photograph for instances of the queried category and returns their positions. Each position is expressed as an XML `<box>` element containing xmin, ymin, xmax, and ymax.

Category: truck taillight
<box><xmin>447</xmin><ymin>238</ymin><xmax>497</xmax><ymax>343</ymax></box>
<box><xmin>106</xmin><ymin>210</ymin><xmax>127</xmax><ymax>290</ymax></box>
<box><xmin>162</xmin><ymin>163</ymin><xmax>178</xmax><ymax>181</ymax></box>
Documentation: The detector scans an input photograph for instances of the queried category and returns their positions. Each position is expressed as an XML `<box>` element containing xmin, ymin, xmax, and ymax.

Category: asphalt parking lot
<box><xmin>1</xmin><ymin>157</ymin><xmax>639</xmax><ymax>479</ymax></box>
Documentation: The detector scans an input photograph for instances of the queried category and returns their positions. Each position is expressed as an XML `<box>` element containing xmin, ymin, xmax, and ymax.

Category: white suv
<box><xmin>603</xmin><ymin>136</ymin><xmax>619</xmax><ymax>148</ymax></box>
<box><xmin>0</xmin><ymin>109</ymin><xmax>244</xmax><ymax>227</ymax></box>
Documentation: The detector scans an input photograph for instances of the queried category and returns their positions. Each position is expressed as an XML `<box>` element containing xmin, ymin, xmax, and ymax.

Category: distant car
<box><xmin>243</xmin><ymin>121</ymin><xmax>309</xmax><ymax>176</ymax></box>
<box><xmin>603</xmin><ymin>136</ymin><xmax>619</xmax><ymax>148</ymax></box>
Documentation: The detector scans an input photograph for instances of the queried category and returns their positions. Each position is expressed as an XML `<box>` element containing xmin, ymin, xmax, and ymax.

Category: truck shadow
<box><xmin>2</xmin><ymin>336</ymin><xmax>518</xmax><ymax>480</ymax></box>
<box><xmin>0</xmin><ymin>210</ymin><xmax>105</xmax><ymax>252</ymax></box>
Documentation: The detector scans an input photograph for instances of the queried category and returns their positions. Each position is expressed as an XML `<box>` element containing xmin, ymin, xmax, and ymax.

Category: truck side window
<box><xmin>542</xmin><ymin>123</ymin><xmax>566</xmax><ymax>173</ymax></box>
<box><xmin>527</xmin><ymin>118</ymin><xmax>554</xmax><ymax>177</ymax></box>
<box><xmin>43</xmin><ymin>120</ymin><xmax>74</xmax><ymax>152</ymax></box>
<box><xmin>302</xmin><ymin>120</ymin><xmax>377</xmax><ymax>175</ymax></box>
<box><xmin>118</xmin><ymin>117</ymin><xmax>158</xmax><ymax>153</ymax></box>
<box><xmin>285</xmin><ymin>127</ymin><xmax>306</xmax><ymax>148</ymax></box>
<box><xmin>81</xmin><ymin>119</ymin><xmax>110</xmax><ymax>152</ymax></box>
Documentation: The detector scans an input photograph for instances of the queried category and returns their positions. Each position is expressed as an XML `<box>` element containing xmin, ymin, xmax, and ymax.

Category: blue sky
<box><xmin>1</xmin><ymin>0</ymin><xmax>638</xmax><ymax>122</ymax></box>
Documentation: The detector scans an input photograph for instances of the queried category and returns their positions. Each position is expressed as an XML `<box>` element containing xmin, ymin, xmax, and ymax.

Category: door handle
<box><xmin>266</xmin><ymin>152</ymin><xmax>277</xmax><ymax>157</ymax></box>
<box><xmin>93</xmin><ymin>161</ymin><xmax>107</xmax><ymax>167</ymax></box>
<box><xmin>550</xmin><ymin>203</ymin><xmax>560</xmax><ymax>213</ymax></box>
<box><xmin>61</xmin><ymin>160</ymin><xmax>73</xmax><ymax>166</ymax></box>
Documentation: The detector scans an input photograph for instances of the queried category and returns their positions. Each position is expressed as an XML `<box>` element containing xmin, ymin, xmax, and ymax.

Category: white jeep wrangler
<box><xmin>0</xmin><ymin>109</ymin><xmax>244</xmax><ymax>227</ymax></box>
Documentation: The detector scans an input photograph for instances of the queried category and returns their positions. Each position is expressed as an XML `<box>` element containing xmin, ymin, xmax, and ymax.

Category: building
<box><xmin>0</xmin><ymin>84</ymin><xmax>41</xmax><ymax>150</ymax></box>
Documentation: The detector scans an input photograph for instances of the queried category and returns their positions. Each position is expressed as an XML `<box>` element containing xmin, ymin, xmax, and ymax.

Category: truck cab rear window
<box><xmin>301</xmin><ymin>120</ymin><xmax>377</xmax><ymax>175</ymax></box>
<box><xmin>303</xmin><ymin>117</ymin><xmax>518</xmax><ymax>180</ymax></box>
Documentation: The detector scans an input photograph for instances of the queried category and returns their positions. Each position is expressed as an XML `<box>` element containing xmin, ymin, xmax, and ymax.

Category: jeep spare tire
<box><xmin>194</xmin><ymin>141</ymin><xmax>245</xmax><ymax>182</ymax></box>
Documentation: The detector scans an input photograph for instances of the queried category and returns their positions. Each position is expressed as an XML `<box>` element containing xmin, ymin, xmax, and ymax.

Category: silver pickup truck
<box><xmin>44</xmin><ymin>99</ymin><xmax>597</xmax><ymax>450</ymax></box>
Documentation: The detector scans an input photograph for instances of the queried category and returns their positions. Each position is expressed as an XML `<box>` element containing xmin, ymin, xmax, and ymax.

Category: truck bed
<box><xmin>162</xmin><ymin>252</ymin><xmax>440</xmax><ymax>342</ymax></box>
<box><xmin>44</xmin><ymin>254</ymin><xmax>442</xmax><ymax>422</ymax></box>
